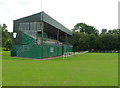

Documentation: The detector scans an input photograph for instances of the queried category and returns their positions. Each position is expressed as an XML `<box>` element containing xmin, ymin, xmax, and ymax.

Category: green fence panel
<box><xmin>18</xmin><ymin>45</ymin><xmax>42</xmax><ymax>59</ymax></box>
<box><xmin>22</xmin><ymin>32</ymin><xmax>35</xmax><ymax>45</ymax></box>
<box><xmin>50</xmin><ymin>45</ymin><xmax>57</xmax><ymax>56</ymax></box>
<box><xmin>11</xmin><ymin>43</ymin><xmax>73</xmax><ymax>59</ymax></box>
<box><xmin>42</xmin><ymin>45</ymin><xmax>62</xmax><ymax>58</ymax></box>
<box><xmin>42</xmin><ymin>45</ymin><xmax>50</xmax><ymax>58</ymax></box>
<box><xmin>11</xmin><ymin>44</ymin><xmax>42</xmax><ymax>59</ymax></box>
<box><xmin>63</xmin><ymin>44</ymin><xmax>73</xmax><ymax>53</ymax></box>
<box><xmin>11</xmin><ymin>45</ymin><xmax>22</xmax><ymax>56</ymax></box>
<box><xmin>57</xmin><ymin>45</ymin><xmax>62</xmax><ymax>56</ymax></box>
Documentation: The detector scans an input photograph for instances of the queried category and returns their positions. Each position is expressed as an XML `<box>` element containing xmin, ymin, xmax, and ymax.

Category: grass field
<box><xmin>2</xmin><ymin>51</ymin><xmax>118</xmax><ymax>86</ymax></box>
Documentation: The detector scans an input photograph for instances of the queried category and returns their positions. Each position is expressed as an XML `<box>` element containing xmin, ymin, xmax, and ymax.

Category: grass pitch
<box><xmin>2</xmin><ymin>51</ymin><xmax>118</xmax><ymax>86</ymax></box>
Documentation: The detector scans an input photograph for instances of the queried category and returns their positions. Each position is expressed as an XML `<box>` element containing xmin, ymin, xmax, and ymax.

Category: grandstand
<box><xmin>11</xmin><ymin>11</ymin><xmax>73</xmax><ymax>59</ymax></box>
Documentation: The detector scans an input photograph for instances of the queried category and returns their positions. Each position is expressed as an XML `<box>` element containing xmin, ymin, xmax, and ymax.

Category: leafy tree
<box><xmin>96</xmin><ymin>34</ymin><xmax>118</xmax><ymax>51</ymax></box>
<box><xmin>72</xmin><ymin>32</ymin><xmax>89</xmax><ymax>51</ymax></box>
<box><xmin>1</xmin><ymin>24</ymin><xmax>12</xmax><ymax>50</ymax></box>
<box><xmin>118</xmin><ymin>34</ymin><xmax>120</xmax><ymax>51</ymax></box>
<box><xmin>72</xmin><ymin>23</ymin><xmax>99</xmax><ymax>36</ymax></box>
<box><xmin>71</xmin><ymin>32</ymin><xmax>81</xmax><ymax>51</ymax></box>
<box><xmin>107</xmin><ymin>30</ymin><xmax>112</xmax><ymax>34</ymax></box>
<box><xmin>89</xmin><ymin>34</ymin><xmax>96</xmax><ymax>51</ymax></box>
<box><xmin>71</xmin><ymin>23</ymin><xmax>119</xmax><ymax>52</ymax></box>
<box><xmin>101</xmin><ymin>29</ymin><xmax>107</xmax><ymax>34</ymax></box>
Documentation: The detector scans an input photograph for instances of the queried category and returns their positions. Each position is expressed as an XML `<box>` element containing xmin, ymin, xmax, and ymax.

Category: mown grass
<box><xmin>2</xmin><ymin>51</ymin><xmax>118</xmax><ymax>86</ymax></box>
<box><xmin>2</xmin><ymin>51</ymin><xmax>10</xmax><ymax>56</ymax></box>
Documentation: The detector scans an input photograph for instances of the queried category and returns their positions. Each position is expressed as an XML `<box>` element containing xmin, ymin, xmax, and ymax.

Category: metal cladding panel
<box><xmin>13</xmin><ymin>29</ymin><xmax>22</xmax><ymax>45</ymax></box>
<box><xmin>14</xmin><ymin>13</ymin><xmax>42</xmax><ymax>23</ymax></box>
<box><xmin>13</xmin><ymin>13</ymin><xmax>41</xmax><ymax>33</ymax></box>
<box><xmin>42</xmin><ymin>12</ymin><xmax>72</xmax><ymax>36</ymax></box>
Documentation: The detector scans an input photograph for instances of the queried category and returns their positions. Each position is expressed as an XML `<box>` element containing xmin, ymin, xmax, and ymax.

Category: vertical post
<box><xmin>41</xmin><ymin>12</ymin><xmax>44</xmax><ymax>45</ymax></box>
<box><xmin>41</xmin><ymin>22</ymin><xmax>44</xmax><ymax>45</ymax></box>
<box><xmin>36</xmin><ymin>22</ymin><xmax>38</xmax><ymax>44</ymax></box>
<box><xmin>29</xmin><ymin>22</ymin><xmax>30</xmax><ymax>30</ymax></box>
<box><xmin>41</xmin><ymin>12</ymin><xmax>44</xmax><ymax>59</ymax></box>
<box><xmin>65</xmin><ymin>34</ymin><xmax>67</xmax><ymax>43</ymax></box>
<box><xmin>57</xmin><ymin>30</ymin><xmax>59</xmax><ymax>44</ymax></box>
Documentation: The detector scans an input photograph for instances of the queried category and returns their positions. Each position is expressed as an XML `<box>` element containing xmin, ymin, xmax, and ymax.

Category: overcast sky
<box><xmin>0</xmin><ymin>0</ymin><xmax>119</xmax><ymax>32</ymax></box>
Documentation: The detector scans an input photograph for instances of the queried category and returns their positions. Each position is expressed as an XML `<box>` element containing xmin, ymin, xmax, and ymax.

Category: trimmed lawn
<box><xmin>2</xmin><ymin>51</ymin><xmax>118</xmax><ymax>86</ymax></box>
<box><xmin>2</xmin><ymin>51</ymin><xmax>10</xmax><ymax>56</ymax></box>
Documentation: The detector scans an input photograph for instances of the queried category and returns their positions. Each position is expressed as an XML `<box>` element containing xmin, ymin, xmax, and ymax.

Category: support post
<box><xmin>41</xmin><ymin>12</ymin><xmax>44</xmax><ymax>59</ymax></box>
<box><xmin>41</xmin><ymin>12</ymin><xmax>44</xmax><ymax>45</ymax></box>
<box><xmin>65</xmin><ymin>34</ymin><xmax>68</xmax><ymax>43</ymax></box>
<box><xmin>36</xmin><ymin>22</ymin><xmax>38</xmax><ymax>44</ymax></box>
<box><xmin>57</xmin><ymin>30</ymin><xmax>59</xmax><ymax>44</ymax></box>
<box><xmin>41</xmin><ymin>21</ymin><xmax>44</xmax><ymax>45</ymax></box>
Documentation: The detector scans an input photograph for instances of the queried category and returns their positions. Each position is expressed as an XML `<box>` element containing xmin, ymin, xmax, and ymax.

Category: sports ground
<box><xmin>2</xmin><ymin>51</ymin><xmax>118</xmax><ymax>86</ymax></box>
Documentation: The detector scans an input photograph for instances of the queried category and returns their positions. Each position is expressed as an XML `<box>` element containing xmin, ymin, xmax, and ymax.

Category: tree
<box><xmin>72</xmin><ymin>23</ymin><xmax>99</xmax><ymax>36</ymax></box>
<box><xmin>72</xmin><ymin>32</ymin><xmax>90</xmax><ymax>51</ymax></box>
<box><xmin>89</xmin><ymin>34</ymin><xmax>96</xmax><ymax>51</ymax></box>
<box><xmin>107</xmin><ymin>30</ymin><xmax>112</xmax><ymax>34</ymax></box>
<box><xmin>71</xmin><ymin>32</ymin><xmax>81</xmax><ymax>51</ymax></box>
<box><xmin>107</xmin><ymin>29</ymin><xmax>119</xmax><ymax>34</ymax></box>
<box><xmin>96</xmin><ymin>34</ymin><xmax>118</xmax><ymax>51</ymax></box>
<box><xmin>1</xmin><ymin>24</ymin><xmax>12</xmax><ymax>50</ymax></box>
<box><xmin>101</xmin><ymin>29</ymin><xmax>107</xmax><ymax>34</ymax></box>
<box><xmin>72</xmin><ymin>23</ymin><xmax>119</xmax><ymax>52</ymax></box>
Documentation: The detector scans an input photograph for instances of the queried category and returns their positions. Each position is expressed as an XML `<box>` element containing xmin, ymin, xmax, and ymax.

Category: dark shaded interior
<box><xmin>43</xmin><ymin>22</ymin><xmax>71</xmax><ymax>43</ymax></box>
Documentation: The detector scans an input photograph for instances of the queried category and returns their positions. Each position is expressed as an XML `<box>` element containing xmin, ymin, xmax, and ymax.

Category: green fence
<box><xmin>62</xmin><ymin>44</ymin><xmax>73</xmax><ymax>53</ymax></box>
<box><xmin>11</xmin><ymin>44</ymin><xmax>42</xmax><ymax>59</ymax></box>
<box><xmin>11</xmin><ymin>44</ymin><xmax>65</xmax><ymax>59</ymax></box>
<box><xmin>11</xmin><ymin>32</ymin><xmax>72</xmax><ymax>59</ymax></box>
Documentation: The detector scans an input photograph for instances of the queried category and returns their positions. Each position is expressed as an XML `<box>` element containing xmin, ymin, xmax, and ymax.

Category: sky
<box><xmin>0</xmin><ymin>0</ymin><xmax>119</xmax><ymax>32</ymax></box>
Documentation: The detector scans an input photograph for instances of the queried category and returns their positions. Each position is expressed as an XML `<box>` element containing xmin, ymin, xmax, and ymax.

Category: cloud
<box><xmin>0</xmin><ymin>0</ymin><xmax>119</xmax><ymax>32</ymax></box>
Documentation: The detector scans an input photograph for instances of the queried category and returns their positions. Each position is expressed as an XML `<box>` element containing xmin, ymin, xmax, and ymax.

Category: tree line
<box><xmin>1</xmin><ymin>23</ymin><xmax>120</xmax><ymax>52</ymax></box>
<box><xmin>71</xmin><ymin>23</ymin><xmax>120</xmax><ymax>52</ymax></box>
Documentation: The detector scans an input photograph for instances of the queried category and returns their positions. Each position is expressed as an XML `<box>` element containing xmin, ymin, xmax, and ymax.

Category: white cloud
<box><xmin>0</xmin><ymin>0</ymin><xmax>119</xmax><ymax>32</ymax></box>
